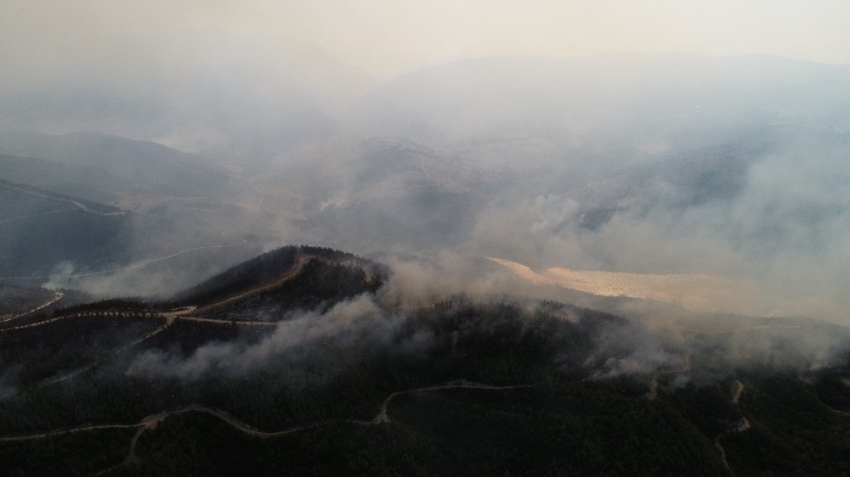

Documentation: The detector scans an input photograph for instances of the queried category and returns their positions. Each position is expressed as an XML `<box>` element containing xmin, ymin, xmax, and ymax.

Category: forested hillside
<box><xmin>0</xmin><ymin>180</ymin><xmax>133</xmax><ymax>278</ymax></box>
<box><xmin>1</xmin><ymin>247</ymin><xmax>848</xmax><ymax>476</ymax></box>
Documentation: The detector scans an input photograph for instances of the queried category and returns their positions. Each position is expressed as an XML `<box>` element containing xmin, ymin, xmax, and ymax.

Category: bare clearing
<box><xmin>487</xmin><ymin>257</ymin><xmax>778</xmax><ymax>316</ymax></box>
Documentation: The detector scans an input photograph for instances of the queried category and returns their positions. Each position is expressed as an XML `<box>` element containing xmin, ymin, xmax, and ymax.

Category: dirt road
<box><xmin>63</xmin><ymin>241</ymin><xmax>250</xmax><ymax>279</ymax></box>
<box><xmin>373</xmin><ymin>380</ymin><xmax>534</xmax><ymax>424</ymax></box>
<box><xmin>48</xmin><ymin>322</ymin><xmax>170</xmax><ymax>384</ymax></box>
<box><xmin>0</xmin><ymin>309</ymin><xmax>161</xmax><ymax>333</ymax></box>
<box><xmin>2</xmin><ymin>251</ymin><xmax>380</xmax><ymax>395</ymax></box>
<box><xmin>648</xmin><ymin>356</ymin><xmax>692</xmax><ymax>400</ymax></box>
<box><xmin>732</xmin><ymin>380</ymin><xmax>745</xmax><ymax>405</ymax></box>
<box><xmin>190</xmin><ymin>254</ymin><xmax>311</xmax><ymax>316</ymax></box>
<box><xmin>0</xmin><ymin>181</ymin><xmax>125</xmax><ymax>217</ymax></box>
<box><xmin>0</xmin><ymin>423</ymin><xmax>140</xmax><ymax>442</ymax></box>
<box><xmin>715</xmin><ymin>380</ymin><xmax>751</xmax><ymax>475</ymax></box>
<box><xmin>2</xmin><ymin>253</ymin><xmax>346</xmax><ymax>389</ymax></box>
<box><xmin>0</xmin><ymin>291</ymin><xmax>64</xmax><ymax>324</ymax></box>
<box><xmin>0</xmin><ymin>208</ymin><xmax>76</xmax><ymax>225</ymax></box>
<box><xmin>2</xmin><ymin>379</ymin><xmax>529</xmax><ymax>475</ymax></box>
<box><xmin>0</xmin><ymin>241</ymin><xmax>248</xmax><ymax>281</ymax></box>
<box><xmin>0</xmin><ymin>252</ymin><xmax>302</xmax><ymax>333</ymax></box>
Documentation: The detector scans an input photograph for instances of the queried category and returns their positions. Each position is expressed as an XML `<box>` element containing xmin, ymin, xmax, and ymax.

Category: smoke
<box><xmin>374</xmin><ymin>251</ymin><xmax>526</xmax><ymax>309</ymax></box>
<box><xmin>126</xmin><ymin>295</ymin><xmax>398</xmax><ymax>381</ymax></box>
<box><xmin>40</xmin><ymin>261</ymin><xmax>76</xmax><ymax>291</ymax></box>
<box><xmin>4</xmin><ymin>42</ymin><xmax>850</xmax><ymax>386</ymax></box>
<box><xmin>582</xmin><ymin>316</ymin><xmax>687</xmax><ymax>379</ymax></box>
<box><xmin>579</xmin><ymin>307</ymin><xmax>850</xmax><ymax>382</ymax></box>
<box><xmin>695</xmin><ymin>323</ymin><xmax>850</xmax><ymax>372</ymax></box>
<box><xmin>123</xmin><ymin>251</ymin><xmax>540</xmax><ymax>383</ymax></box>
<box><xmin>4</xmin><ymin>52</ymin><xmax>850</xmax><ymax>325</ymax></box>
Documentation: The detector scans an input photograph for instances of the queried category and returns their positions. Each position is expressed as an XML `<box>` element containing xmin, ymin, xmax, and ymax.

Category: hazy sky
<box><xmin>2</xmin><ymin>0</ymin><xmax>849</xmax><ymax>84</ymax></box>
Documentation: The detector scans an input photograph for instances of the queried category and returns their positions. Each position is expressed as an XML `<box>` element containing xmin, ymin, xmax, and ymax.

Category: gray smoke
<box><xmin>126</xmin><ymin>295</ymin><xmax>398</xmax><ymax>381</ymax></box>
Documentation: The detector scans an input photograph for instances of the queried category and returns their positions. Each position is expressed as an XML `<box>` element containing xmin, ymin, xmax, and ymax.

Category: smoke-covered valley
<box><xmin>3</xmin><ymin>51</ymin><xmax>850</xmax><ymax>323</ymax></box>
<box><xmin>2</xmin><ymin>15</ymin><xmax>850</xmax><ymax>475</ymax></box>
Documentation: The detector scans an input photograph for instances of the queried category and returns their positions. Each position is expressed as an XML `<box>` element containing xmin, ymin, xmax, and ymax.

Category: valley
<box><xmin>2</xmin><ymin>24</ymin><xmax>850</xmax><ymax>475</ymax></box>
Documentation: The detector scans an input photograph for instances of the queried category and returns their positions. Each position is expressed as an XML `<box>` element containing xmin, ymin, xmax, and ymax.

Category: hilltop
<box><xmin>0</xmin><ymin>245</ymin><xmax>849</xmax><ymax>476</ymax></box>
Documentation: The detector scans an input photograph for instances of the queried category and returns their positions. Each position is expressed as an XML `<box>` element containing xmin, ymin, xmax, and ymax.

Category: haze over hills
<box><xmin>2</xmin><ymin>52</ymin><xmax>850</xmax><ymax>319</ymax></box>
<box><xmin>0</xmin><ymin>32</ymin><xmax>375</xmax><ymax>163</ymax></box>
<box><xmin>0</xmin><ymin>132</ymin><xmax>233</xmax><ymax>198</ymax></box>
<box><xmin>333</xmin><ymin>54</ymin><xmax>850</xmax><ymax>322</ymax></box>
<box><xmin>0</xmin><ymin>133</ymin><xmax>263</xmax><ymax>290</ymax></box>
<box><xmin>2</xmin><ymin>37</ymin><xmax>850</xmax><ymax>475</ymax></box>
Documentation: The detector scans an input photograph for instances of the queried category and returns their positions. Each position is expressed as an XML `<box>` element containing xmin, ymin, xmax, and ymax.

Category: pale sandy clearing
<box><xmin>487</xmin><ymin>257</ymin><xmax>776</xmax><ymax>316</ymax></box>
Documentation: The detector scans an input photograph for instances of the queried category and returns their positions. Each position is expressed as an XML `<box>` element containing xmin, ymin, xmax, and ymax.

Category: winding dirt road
<box><xmin>373</xmin><ymin>380</ymin><xmax>534</xmax><ymax>424</ymax></box>
<box><xmin>0</xmin><ymin>247</ymin><xmax>394</xmax><ymax>465</ymax></box>
<box><xmin>732</xmin><ymin>380</ymin><xmax>745</xmax><ymax>405</ymax></box>
<box><xmin>64</xmin><ymin>241</ymin><xmax>250</xmax><ymax>279</ymax></box>
<box><xmin>2</xmin><ymin>253</ymin><xmax>371</xmax><ymax>388</ymax></box>
<box><xmin>0</xmin><ymin>423</ymin><xmax>140</xmax><ymax>442</ymax></box>
<box><xmin>0</xmin><ymin>309</ymin><xmax>160</xmax><ymax>334</ymax></box>
<box><xmin>0</xmin><ymin>181</ymin><xmax>125</xmax><ymax>217</ymax></box>
<box><xmin>0</xmin><ymin>208</ymin><xmax>76</xmax><ymax>225</ymax></box>
<box><xmin>714</xmin><ymin>380</ymin><xmax>751</xmax><ymax>475</ymax></box>
<box><xmin>190</xmin><ymin>254</ymin><xmax>311</xmax><ymax>316</ymax></box>
<box><xmin>1</xmin><ymin>380</ymin><xmax>531</xmax><ymax>443</ymax></box>
<box><xmin>0</xmin><ymin>291</ymin><xmax>64</xmax><ymax>324</ymax></box>
<box><xmin>1</xmin><ymin>253</ymin><xmax>309</xmax><ymax>334</ymax></box>
<box><xmin>1</xmin><ymin>380</ymin><xmax>529</xmax><ymax>475</ymax></box>
<box><xmin>0</xmin><ymin>241</ymin><xmax>249</xmax><ymax>281</ymax></box>
<box><xmin>648</xmin><ymin>356</ymin><xmax>692</xmax><ymax>401</ymax></box>
<box><xmin>48</xmin><ymin>321</ymin><xmax>171</xmax><ymax>384</ymax></box>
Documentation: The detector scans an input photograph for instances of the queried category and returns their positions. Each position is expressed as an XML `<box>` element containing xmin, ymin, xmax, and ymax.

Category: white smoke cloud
<box><xmin>126</xmin><ymin>294</ymin><xmax>397</xmax><ymax>381</ymax></box>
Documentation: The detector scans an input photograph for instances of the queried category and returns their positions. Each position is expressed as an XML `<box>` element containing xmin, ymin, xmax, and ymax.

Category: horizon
<box><xmin>3</xmin><ymin>1</ymin><xmax>850</xmax><ymax>85</ymax></box>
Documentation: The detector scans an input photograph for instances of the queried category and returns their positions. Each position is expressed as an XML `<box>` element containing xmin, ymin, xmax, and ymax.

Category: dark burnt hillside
<box><xmin>169</xmin><ymin>246</ymin><xmax>386</xmax><ymax>314</ymax></box>
<box><xmin>170</xmin><ymin>246</ymin><xmax>300</xmax><ymax>306</ymax></box>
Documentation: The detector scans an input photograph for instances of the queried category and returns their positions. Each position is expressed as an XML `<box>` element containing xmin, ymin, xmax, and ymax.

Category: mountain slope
<box><xmin>0</xmin><ymin>180</ymin><xmax>133</xmax><ymax>277</ymax></box>
<box><xmin>0</xmin><ymin>33</ymin><xmax>376</xmax><ymax>162</ymax></box>
<box><xmin>0</xmin><ymin>245</ymin><xmax>849</xmax><ymax>475</ymax></box>
<box><xmin>171</xmin><ymin>245</ymin><xmax>385</xmax><ymax>318</ymax></box>
<box><xmin>0</xmin><ymin>132</ymin><xmax>233</xmax><ymax>197</ymax></box>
